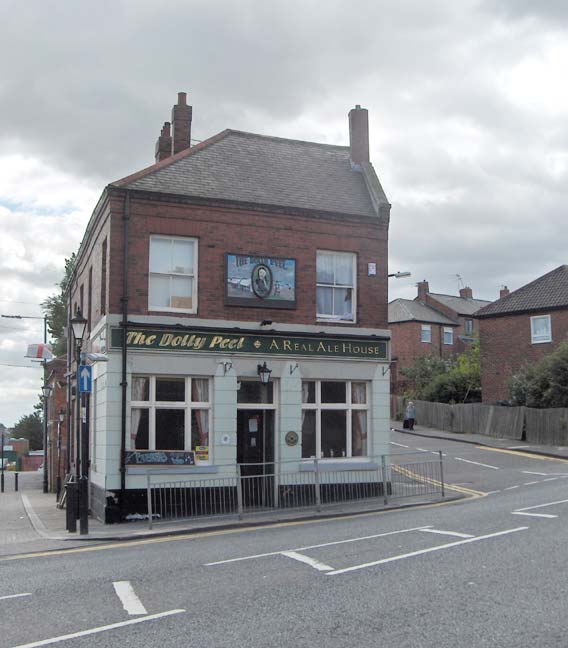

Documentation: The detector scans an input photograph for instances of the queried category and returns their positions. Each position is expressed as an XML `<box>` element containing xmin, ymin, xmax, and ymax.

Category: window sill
<box><xmin>299</xmin><ymin>460</ymin><xmax>378</xmax><ymax>472</ymax></box>
<box><xmin>317</xmin><ymin>318</ymin><xmax>356</xmax><ymax>325</ymax></box>
<box><xmin>148</xmin><ymin>307</ymin><xmax>197</xmax><ymax>314</ymax></box>
<box><xmin>127</xmin><ymin>465</ymin><xmax>218</xmax><ymax>475</ymax></box>
<box><xmin>531</xmin><ymin>339</ymin><xmax>552</xmax><ymax>344</ymax></box>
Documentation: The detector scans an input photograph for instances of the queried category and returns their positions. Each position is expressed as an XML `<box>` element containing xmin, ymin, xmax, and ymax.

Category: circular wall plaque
<box><xmin>285</xmin><ymin>431</ymin><xmax>299</xmax><ymax>446</ymax></box>
<box><xmin>251</xmin><ymin>264</ymin><xmax>273</xmax><ymax>299</ymax></box>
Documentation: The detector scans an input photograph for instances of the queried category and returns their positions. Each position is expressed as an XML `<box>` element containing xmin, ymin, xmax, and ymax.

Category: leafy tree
<box><xmin>12</xmin><ymin>411</ymin><xmax>43</xmax><ymax>450</ymax></box>
<box><xmin>41</xmin><ymin>254</ymin><xmax>76</xmax><ymax>357</ymax></box>
<box><xmin>510</xmin><ymin>341</ymin><xmax>568</xmax><ymax>408</ymax></box>
<box><xmin>400</xmin><ymin>355</ymin><xmax>449</xmax><ymax>400</ymax></box>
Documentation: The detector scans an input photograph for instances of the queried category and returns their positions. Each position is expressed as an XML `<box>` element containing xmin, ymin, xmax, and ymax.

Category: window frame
<box><xmin>421</xmin><ymin>324</ymin><xmax>432</xmax><ymax>343</ymax></box>
<box><xmin>443</xmin><ymin>327</ymin><xmax>454</xmax><ymax>345</ymax></box>
<box><xmin>465</xmin><ymin>319</ymin><xmax>473</xmax><ymax>336</ymax></box>
<box><xmin>301</xmin><ymin>380</ymin><xmax>369</xmax><ymax>459</ymax></box>
<box><xmin>316</xmin><ymin>250</ymin><xmax>357</xmax><ymax>323</ymax></box>
<box><xmin>148</xmin><ymin>235</ymin><xmax>198</xmax><ymax>314</ymax></box>
<box><xmin>530</xmin><ymin>314</ymin><xmax>552</xmax><ymax>344</ymax></box>
<box><xmin>130</xmin><ymin>375</ymin><xmax>211</xmax><ymax>462</ymax></box>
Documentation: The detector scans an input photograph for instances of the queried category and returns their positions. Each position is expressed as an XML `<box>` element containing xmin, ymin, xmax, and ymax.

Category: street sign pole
<box><xmin>78</xmin><ymin>364</ymin><xmax>91</xmax><ymax>535</ymax></box>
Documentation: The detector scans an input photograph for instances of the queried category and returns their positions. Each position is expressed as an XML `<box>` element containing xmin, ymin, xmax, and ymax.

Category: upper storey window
<box><xmin>149</xmin><ymin>236</ymin><xmax>198</xmax><ymax>313</ymax></box>
<box><xmin>316</xmin><ymin>251</ymin><xmax>356</xmax><ymax>322</ymax></box>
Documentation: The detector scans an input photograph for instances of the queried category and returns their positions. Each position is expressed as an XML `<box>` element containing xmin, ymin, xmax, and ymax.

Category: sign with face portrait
<box><xmin>225</xmin><ymin>254</ymin><xmax>296</xmax><ymax>309</ymax></box>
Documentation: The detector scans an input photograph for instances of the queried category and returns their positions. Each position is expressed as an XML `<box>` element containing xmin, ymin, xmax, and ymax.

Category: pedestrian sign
<box><xmin>78</xmin><ymin>365</ymin><xmax>92</xmax><ymax>393</ymax></box>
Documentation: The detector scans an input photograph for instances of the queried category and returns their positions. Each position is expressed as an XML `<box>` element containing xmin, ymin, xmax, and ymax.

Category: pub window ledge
<box><xmin>126</xmin><ymin>465</ymin><xmax>219</xmax><ymax>476</ymax></box>
<box><xmin>299</xmin><ymin>460</ymin><xmax>378</xmax><ymax>472</ymax></box>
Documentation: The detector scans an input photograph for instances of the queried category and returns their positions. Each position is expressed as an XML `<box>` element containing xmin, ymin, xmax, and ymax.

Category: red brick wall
<box><xmin>79</xmin><ymin>193</ymin><xmax>389</xmax><ymax>329</ymax></box>
<box><xmin>480</xmin><ymin>309</ymin><xmax>568</xmax><ymax>402</ymax></box>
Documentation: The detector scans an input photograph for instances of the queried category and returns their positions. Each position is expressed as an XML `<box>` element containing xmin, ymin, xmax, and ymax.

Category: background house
<box><xmin>476</xmin><ymin>266</ymin><xmax>568</xmax><ymax>403</ymax></box>
<box><xmin>389</xmin><ymin>280</ymin><xmax>489</xmax><ymax>394</ymax></box>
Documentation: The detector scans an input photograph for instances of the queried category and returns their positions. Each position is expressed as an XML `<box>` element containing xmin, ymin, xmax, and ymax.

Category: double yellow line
<box><xmin>392</xmin><ymin>465</ymin><xmax>485</xmax><ymax>498</ymax></box>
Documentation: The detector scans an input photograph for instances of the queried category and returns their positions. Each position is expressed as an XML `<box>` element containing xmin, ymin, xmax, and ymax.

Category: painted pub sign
<box><xmin>225</xmin><ymin>254</ymin><xmax>296</xmax><ymax>309</ymax></box>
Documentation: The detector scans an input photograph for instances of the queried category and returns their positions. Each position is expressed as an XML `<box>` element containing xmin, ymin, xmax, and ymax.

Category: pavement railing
<box><xmin>145</xmin><ymin>452</ymin><xmax>445</xmax><ymax>529</ymax></box>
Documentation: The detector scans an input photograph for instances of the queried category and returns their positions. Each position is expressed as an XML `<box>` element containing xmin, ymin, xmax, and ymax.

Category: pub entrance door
<box><xmin>236</xmin><ymin>409</ymin><xmax>275</xmax><ymax>507</ymax></box>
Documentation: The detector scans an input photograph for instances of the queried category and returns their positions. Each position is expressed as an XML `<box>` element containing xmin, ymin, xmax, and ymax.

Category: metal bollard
<box><xmin>1</xmin><ymin>471</ymin><xmax>4</xmax><ymax>493</ymax></box>
<box><xmin>14</xmin><ymin>472</ymin><xmax>18</xmax><ymax>492</ymax></box>
<box><xmin>66</xmin><ymin>481</ymin><xmax>77</xmax><ymax>533</ymax></box>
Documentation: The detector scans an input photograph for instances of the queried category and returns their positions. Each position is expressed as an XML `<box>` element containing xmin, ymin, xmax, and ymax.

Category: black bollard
<box><xmin>14</xmin><ymin>472</ymin><xmax>18</xmax><ymax>492</ymax></box>
<box><xmin>66</xmin><ymin>481</ymin><xmax>77</xmax><ymax>533</ymax></box>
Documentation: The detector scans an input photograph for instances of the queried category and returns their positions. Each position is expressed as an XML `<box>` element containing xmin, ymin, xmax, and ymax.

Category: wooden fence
<box><xmin>391</xmin><ymin>397</ymin><xmax>568</xmax><ymax>445</ymax></box>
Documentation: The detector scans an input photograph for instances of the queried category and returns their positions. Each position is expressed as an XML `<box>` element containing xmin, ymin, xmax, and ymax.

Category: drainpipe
<box><xmin>119</xmin><ymin>190</ymin><xmax>130</xmax><ymax>519</ymax></box>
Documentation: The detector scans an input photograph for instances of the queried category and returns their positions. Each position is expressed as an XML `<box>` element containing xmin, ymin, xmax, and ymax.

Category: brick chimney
<box><xmin>348</xmin><ymin>105</ymin><xmax>369</xmax><ymax>167</ymax></box>
<box><xmin>155</xmin><ymin>122</ymin><xmax>172</xmax><ymax>163</ymax></box>
<box><xmin>171</xmin><ymin>91</ymin><xmax>192</xmax><ymax>155</ymax></box>
<box><xmin>500</xmin><ymin>286</ymin><xmax>510</xmax><ymax>299</ymax></box>
<box><xmin>459</xmin><ymin>287</ymin><xmax>473</xmax><ymax>299</ymax></box>
<box><xmin>417</xmin><ymin>280</ymin><xmax>429</xmax><ymax>302</ymax></box>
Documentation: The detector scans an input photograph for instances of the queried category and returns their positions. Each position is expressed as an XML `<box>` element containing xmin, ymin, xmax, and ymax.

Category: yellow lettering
<box><xmin>146</xmin><ymin>335</ymin><xmax>156</xmax><ymax>345</ymax></box>
<box><xmin>209</xmin><ymin>336</ymin><xmax>224</xmax><ymax>349</ymax></box>
<box><xmin>282</xmin><ymin>340</ymin><xmax>291</xmax><ymax>351</ymax></box>
<box><xmin>194</xmin><ymin>336</ymin><xmax>207</xmax><ymax>350</ymax></box>
<box><xmin>159</xmin><ymin>334</ymin><xmax>173</xmax><ymax>346</ymax></box>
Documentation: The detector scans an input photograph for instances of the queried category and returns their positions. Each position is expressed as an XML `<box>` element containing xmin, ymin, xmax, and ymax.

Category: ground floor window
<box><xmin>130</xmin><ymin>376</ymin><xmax>210</xmax><ymax>460</ymax></box>
<box><xmin>301</xmin><ymin>380</ymin><xmax>369</xmax><ymax>459</ymax></box>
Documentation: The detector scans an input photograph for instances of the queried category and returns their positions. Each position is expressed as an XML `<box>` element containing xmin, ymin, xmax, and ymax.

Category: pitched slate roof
<box><xmin>429</xmin><ymin>293</ymin><xmax>490</xmax><ymax>316</ymax></box>
<box><xmin>476</xmin><ymin>265</ymin><xmax>568</xmax><ymax>318</ymax></box>
<box><xmin>389</xmin><ymin>299</ymin><xmax>457</xmax><ymax>325</ymax></box>
<box><xmin>112</xmin><ymin>129</ymin><xmax>387</xmax><ymax>218</ymax></box>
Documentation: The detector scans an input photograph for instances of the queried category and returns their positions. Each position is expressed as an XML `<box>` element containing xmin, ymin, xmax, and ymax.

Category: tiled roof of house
<box><xmin>429</xmin><ymin>293</ymin><xmax>491</xmax><ymax>316</ymax></box>
<box><xmin>389</xmin><ymin>299</ymin><xmax>458</xmax><ymax>325</ymax></box>
<box><xmin>476</xmin><ymin>265</ymin><xmax>568</xmax><ymax>318</ymax></box>
<box><xmin>112</xmin><ymin>129</ymin><xmax>387</xmax><ymax>218</ymax></box>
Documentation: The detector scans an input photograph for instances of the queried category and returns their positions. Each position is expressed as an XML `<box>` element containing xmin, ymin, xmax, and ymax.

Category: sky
<box><xmin>1</xmin><ymin>0</ymin><xmax>567</xmax><ymax>426</ymax></box>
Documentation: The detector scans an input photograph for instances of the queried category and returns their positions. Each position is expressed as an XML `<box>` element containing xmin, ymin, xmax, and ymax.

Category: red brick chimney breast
<box><xmin>348</xmin><ymin>105</ymin><xmax>369</xmax><ymax>166</ymax></box>
<box><xmin>171</xmin><ymin>91</ymin><xmax>192</xmax><ymax>155</ymax></box>
<box><xmin>155</xmin><ymin>121</ymin><xmax>172</xmax><ymax>163</ymax></box>
<box><xmin>500</xmin><ymin>286</ymin><xmax>510</xmax><ymax>299</ymax></box>
<box><xmin>459</xmin><ymin>287</ymin><xmax>473</xmax><ymax>299</ymax></box>
<box><xmin>417</xmin><ymin>280</ymin><xmax>429</xmax><ymax>301</ymax></box>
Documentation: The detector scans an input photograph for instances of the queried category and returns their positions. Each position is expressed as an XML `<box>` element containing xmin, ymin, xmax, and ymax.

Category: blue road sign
<box><xmin>78</xmin><ymin>365</ymin><xmax>92</xmax><ymax>393</ymax></box>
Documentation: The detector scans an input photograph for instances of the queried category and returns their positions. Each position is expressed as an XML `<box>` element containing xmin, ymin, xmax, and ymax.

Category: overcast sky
<box><xmin>1</xmin><ymin>0</ymin><xmax>567</xmax><ymax>426</ymax></box>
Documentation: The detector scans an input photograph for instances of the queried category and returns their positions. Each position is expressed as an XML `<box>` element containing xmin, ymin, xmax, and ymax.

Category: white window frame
<box><xmin>443</xmin><ymin>327</ymin><xmax>454</xmax><ymax>345</ymax></box>
<box><xmin>130</xmin><ymin>376</ymin><xmax>211</xmax><ymax>462</ymax></box>
<box><xmin>421</xmin><ymin>324</ymin><xmax>432</xmax><ymax>343</ymax></box>
<box><xmin>316</xmin><ymin>250</ymin><xmax>357</xmax><ymax>323</ymax></box>
<box><xmin>531</xmin><ymin>315</ymin><xmax>552</xmax><ymax>344</ymax></box>
<box><xmin>465</xmin><ymin>319</ymin><xmax>473</xmax><ymax>336</ymax></box>
<box><xmin>148</xmin><ymin>235</ymin><xmax>198</xmax><ymax>314</ymax></box>
<box><xmin>301</xmin><ymin>380</ymin><xmax>369</xmax><ymax>459</ymax></box>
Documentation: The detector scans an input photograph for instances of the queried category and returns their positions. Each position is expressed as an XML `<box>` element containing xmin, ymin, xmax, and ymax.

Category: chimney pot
<box><xmin>348</xmin><ymin>105</ymin><xmax>370</xmax><ymax>166</ymax></box>
<box><xmin>177</xmin><ymin>92</ymin><xmax>187</xmax><ymax>106</ymax></box>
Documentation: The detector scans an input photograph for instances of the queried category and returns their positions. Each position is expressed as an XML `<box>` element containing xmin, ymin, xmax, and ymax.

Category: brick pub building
<box><xmin>67</xmin><ymin>92</ymin><xmax>391</xmax><ymax>522</ymax></box>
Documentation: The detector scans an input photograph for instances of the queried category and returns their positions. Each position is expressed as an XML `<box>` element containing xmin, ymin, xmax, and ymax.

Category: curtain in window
<box><xmin>192</xmin><ymin>410</ymin><xmax>209</xmax><ymax>446</ymax></box>
<box><xmin>352</xmin><ymin>411</ymin><xmax>367</xmax><ymax>457</ymax></box>
<box><xmin>351</xmin><ymin>382</ymin><xmax>366</xmax><ymax>404</ymax></box>
<box><xmin>316</xmin><ymin>253</ymin><xmax>334</xmax><ymax>284</ymax></box>
<box><xmin>130</xmin><ymin>378</ymin><xmax>148</xmax><ymax>445</ymax></box>
<box><xmin>334</xmin><ymin>255</ymin><xmax>353</xmax><ymax>285</ymax></box>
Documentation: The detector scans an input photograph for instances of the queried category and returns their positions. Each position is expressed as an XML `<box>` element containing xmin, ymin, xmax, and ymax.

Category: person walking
<box><xmin>404</xmin><ymin>401</ymin><xmax>416</xmax><ymax>431</ymax></box>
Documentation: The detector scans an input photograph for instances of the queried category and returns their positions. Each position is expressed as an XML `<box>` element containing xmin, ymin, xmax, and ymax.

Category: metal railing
<box><xmin>145</xmin><ymin>451</ymin><xmax>445</xmax><ymax>529</ymax></box>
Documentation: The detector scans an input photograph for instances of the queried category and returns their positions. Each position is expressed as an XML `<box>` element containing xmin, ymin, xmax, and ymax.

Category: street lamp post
<box><xmin>56</xmin><ymin>408</ymin><xmax>64</xmax><ymax>500</ymax></box>
<box><xmin>1</xmin><ymin>426</ymin><xmax>4</xmax><ymax>493</ymax></box>
<box><xmin>70</xmin><ymin>309</ymin><xmax>88</xmax><ymax>535</ymax></box>
<box><xmin>41</xmin><ymin>383</ymin><xmax>53</xmax><ymax>494</ymax></box>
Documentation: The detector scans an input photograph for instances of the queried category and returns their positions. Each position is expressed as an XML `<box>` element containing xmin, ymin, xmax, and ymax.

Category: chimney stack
<box><xmin>500</xmin><ymin>286</ymin><xmax>510</xmax><ymax>299</ymax></box>
<box><xmin>348</xmin><ymin>105</ymin><xmax>369</xmax><ymax>167</ymax></box>
<box><xmin>459</xmin><ymin>287</ymin><xmax>473</xmax><ymax>299</ymax></box>
<box><xmin>155</xmin><ymin>121</ymin><xmax>172</xmax><ymax>163</ymax></box>
<box><xmin>417</xmin><ymin>280</ymin><xmax>429</xmax><ymax>302</ymax></box>
<box><xmin>171</xmin><ymin>91</ymin><xmax>192</xmax><ymax>155</ymax></box>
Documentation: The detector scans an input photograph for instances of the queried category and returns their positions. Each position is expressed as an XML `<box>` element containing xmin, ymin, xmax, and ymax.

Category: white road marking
<box><xmin>511</xmin><ymin>512</ymin><xmax>558</xmax><ymax>519</ymax></box>
<box><xmin>419</xmin><ymin>528</ymin><xmax>475</xmax><ymax>539</ymax></box>
<box><xmin>521</xmin><ymin>471</ymin><xmax>548</xmax><ymax>476</ymax></box>
<box><xmin>205</xmin><ymin>525</ymin><xmax>433</xmax><ymax>566</ymax></box>
<box><xmin>514</xmin><ymin>498</ymin><xmax>568</xmax><ymax>512</ymax></box>
<box><xmin>112</xmin><ymin>581</ymin><xmax>147</xmax><ymax>616</ymax></box>
<box><xmin>10</xmin><ymin>609</ymin><xmax>185</xmax><ymax>648</ymax></box>
<box><xmin>541</xmin><ymin>478</ymin><xmax>558</xmax><ymax>482</ymax></box>
<box><xmin>486</xmin><ymin>490</ymin><xmax>501</xmax><ymax>495</ymax></box>
<box><xmin>508</xmin><ymin>445</ymin><xmax>533</xmax><ymax>449</ymax></box>
<box><xmin>281</xmin><ymin>551</ymin><xmax>334</xmax><ymax>571</ymax></box>
<box><xmin>326</xmin><ymin>527</ymin><xmax>529</xmax><ymax>576</ymax></box>
<box><xmin>0</xmin><ymin>593</ymin><xmax>32</xmax><ymax>601</ymax></box>
<box><xmin>523</xmin><ymin>481</ymin><xmax>540</xmax><ymax>486</ymax></box>
<box><xmin>454</xmin><ymin>457</ymin><xmax>499</xmax><ymax>470</ymax></box>
<box><xmin>416</xmin><ymin>447</ymin><xmax>429</xmax><ymax>452</ymax></box>
<box><xmin>390</xmin><ymin>441</ymin><xmax>409</xmax><ymax>448</ymax></box>
<box><xmin>505</xmin><ymin>485</ymin><xmax>520</xmax><ymax>490</ymax></box>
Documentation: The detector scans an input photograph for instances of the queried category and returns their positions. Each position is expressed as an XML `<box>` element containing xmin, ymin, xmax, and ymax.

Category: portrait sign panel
<box><xmin>225</xmin><ymin>254</ymin><xmax>296</xmax><ymax>309</ymax></box>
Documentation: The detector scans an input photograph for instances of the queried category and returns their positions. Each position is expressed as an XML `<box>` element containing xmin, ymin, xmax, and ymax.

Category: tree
<box><xmin>401</xmin><ymin>355</ymin><xmax>449</xmax><ymax>400</ymax></box>
<box><xmin>41</xmin><ymin>254</ymin><xmax>76</xmax><ymax>357</ymax></box>
<box><xmin>12</xmin><ymin>412</ymin><xmax>43</xmax><ymax>450</ymax></box>
<box><xmin>510</xmin><ymin>341</ymin><xmax>568</xmax><ymax>408</ymax></box>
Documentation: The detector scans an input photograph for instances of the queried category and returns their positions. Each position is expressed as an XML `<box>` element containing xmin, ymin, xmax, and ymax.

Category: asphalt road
<box><xmin>2</xmin><ymin>433</ymin><xmax>568</xmax><ymax>648</ymax></box>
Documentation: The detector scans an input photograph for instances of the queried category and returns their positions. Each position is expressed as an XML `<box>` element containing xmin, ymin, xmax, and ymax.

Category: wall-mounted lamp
<box><xmin>260</xmin><ymin>320</ymin><xmax>273</xmax><ymax>327</ymax></box>
<box><xmin>289</xmin><ymin>362</ymin><xmax>299</xmax><ymax>375</ymax></box>
<box><xmin>220</xmin><ymin>360</ymin><xmax>233</xmax><ymax>376</ymax></box>
<box><xmin>257</xmin><ymin>362</ymin><xmax>272</xmax><ymax>384</ymax></box>
<box><xmin>388</xmin><ymin>271</ymin><xmax>412</xmax><ymax>279</ymax></box>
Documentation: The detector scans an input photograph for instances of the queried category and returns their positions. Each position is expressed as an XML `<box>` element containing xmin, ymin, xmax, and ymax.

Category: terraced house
<box><xmin>67</xmin><ymin>92</ymin><xmax>392</xmax><ymax>522</ymax></box>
